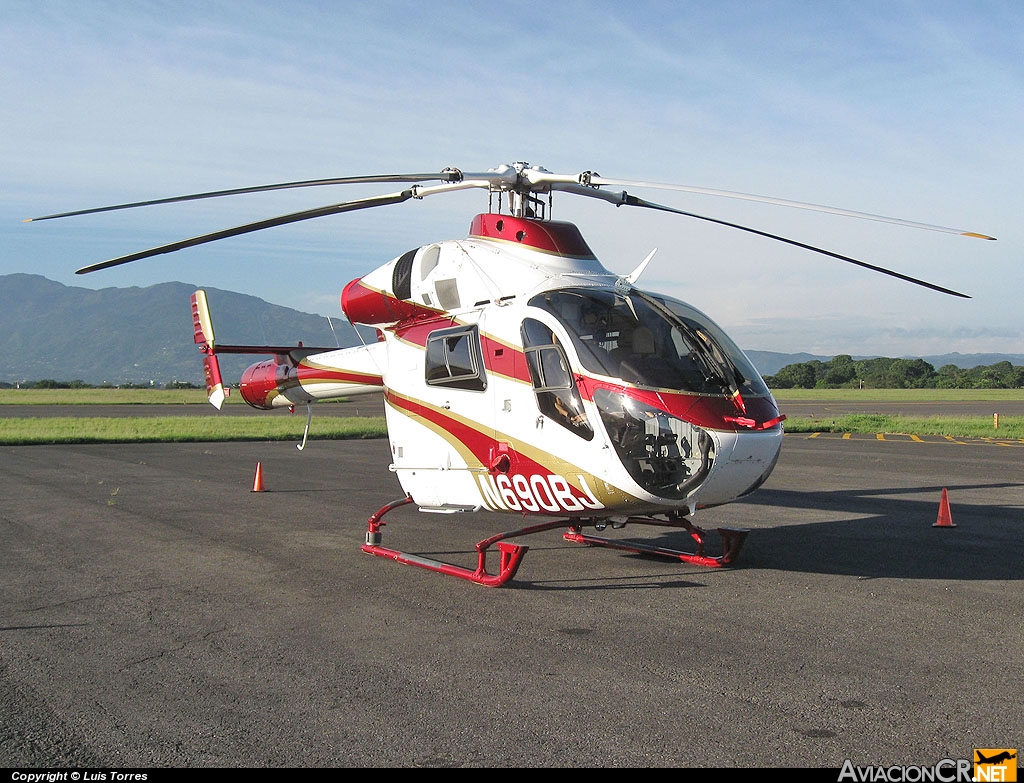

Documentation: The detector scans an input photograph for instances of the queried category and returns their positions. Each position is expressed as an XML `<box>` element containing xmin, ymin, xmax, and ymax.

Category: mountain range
<box><xmin>1</xmin><ymin>274</ymin><xmax>1020</xmax><ymax>385</ymax></box>
<box><xmin>0</xmin><ymin>274</ymin><xmax>365</xmax><ymax>386</ymax></box>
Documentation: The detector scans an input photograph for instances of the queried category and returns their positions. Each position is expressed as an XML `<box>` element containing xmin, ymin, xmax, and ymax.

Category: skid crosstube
<box><xmin>563</xmin><ymin>518</ymin><xmax>749</xmax><ymax>568</ymax></box>
<box><xmin>361</xmin><ymin>496</ymin><xmax>749</xmax><ymax>586</ymax></box>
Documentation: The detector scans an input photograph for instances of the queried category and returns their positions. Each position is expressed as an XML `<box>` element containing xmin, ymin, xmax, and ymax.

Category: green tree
<box><xmin>935</xmin><ymin>364</ymin><xmax>965</xmax><ymax>389</ymax></box>
<box><xmin>766</xmin><ymin>357</ymin><xmax>1022</xmax><ymax>389</ymax></box>
<box><xmin>768</xmin><ymin>361</ymin><xmax>820</xmax><ymax>389</ymax></box>
<box><xmin>877</xmin><ymin>358</ymin><xmax>935</xmax><ymax>388</ymax></box>
<box><xmin>821</xmin><ymin>354</ymin><xmax>857</xmax><ymax>387</ymax></box>
<box><xmin>860</xmin><ymin>357</ymin><xmax>895</xmax><ymax>388</ymax></box>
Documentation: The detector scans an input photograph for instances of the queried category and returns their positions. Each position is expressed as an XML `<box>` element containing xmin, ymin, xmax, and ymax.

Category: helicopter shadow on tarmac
<box><xmin>630</xmin><ymin>481</ymin><xmax>1024</xmax><ymax>581</ymax></box>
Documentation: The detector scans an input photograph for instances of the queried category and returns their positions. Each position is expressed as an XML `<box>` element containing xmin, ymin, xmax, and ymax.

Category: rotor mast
<box><xmin>480</xmin><ymin>161</ymin><xmax>551</xmax><ymax>219</ymax></box>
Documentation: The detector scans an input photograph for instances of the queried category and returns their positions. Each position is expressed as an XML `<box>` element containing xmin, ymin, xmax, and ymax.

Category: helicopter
<box><xmin>27</xmin><ymin>162</ymin><xmax>995</xmax><ymax>586</ymax></box>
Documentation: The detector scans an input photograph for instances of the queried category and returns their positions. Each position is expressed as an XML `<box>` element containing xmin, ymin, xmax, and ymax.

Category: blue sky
<box><xmin>3</xmin><ymin>0</ymin><xmax>1021</xmax><ymax>357</ymax></box>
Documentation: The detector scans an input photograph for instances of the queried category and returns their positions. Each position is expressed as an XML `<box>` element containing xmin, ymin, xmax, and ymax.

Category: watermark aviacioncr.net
<box><xmin>838</xmin><ymin>750</ymin><xmax>1017</xmax><ymax>783</ymax></box>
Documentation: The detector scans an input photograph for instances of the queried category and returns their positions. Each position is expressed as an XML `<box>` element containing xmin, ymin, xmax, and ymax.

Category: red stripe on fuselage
<box><xmin>387</xmin><ymin>389</ymin><xmax>575</xmax><ymax>480</ymax></box>
<box><xmin>393</xmin><ymin>319</ymin><xmax>527</xmax><ymax>383</ymax></box>
<box><xmin>296</xmin><ymin>361</ymin><xmax>383</xmax><ymax>387</ymax></box>
<box><xmin>479</xmin><ymin>332</ymin><xmax>526</xmax><ymax>382</ymax></box>
<box><xmin>386</xmin><ymin>389</ymin><xmax>492</xmax><ymax>466</ymax></box>
<box><xmin>393</xmin><ymin>316</ymin><xmax>456</xmax><ymax>348</ymax></box>
<box><xmin>578</xmin><ymin>377</ymin><xmax>782</xmax><ymax>431</ymax></box>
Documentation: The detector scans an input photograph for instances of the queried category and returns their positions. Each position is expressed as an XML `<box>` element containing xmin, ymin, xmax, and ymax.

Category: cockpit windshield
<box><xmin>529</xmin><ymin>288</ymin><xmax>770</xmax><ymax>397</ymax></box>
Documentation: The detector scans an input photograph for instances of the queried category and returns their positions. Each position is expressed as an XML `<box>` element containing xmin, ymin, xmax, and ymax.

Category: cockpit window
<box><xmin>521</xmin><ymin>318</ymin><xmax>593</xmax><ymax>440</ymax></box>
<box><xmin>529</xmin><ymin>288</ymin><xmax>770</xmax><ymax>397</ymax></box>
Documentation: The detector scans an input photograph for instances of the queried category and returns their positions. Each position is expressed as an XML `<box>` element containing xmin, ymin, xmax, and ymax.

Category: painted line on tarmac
<box><xmin>793</xmin><ymin>432</ymin><xmax>1024</xmax><ymax>447</ymax></box>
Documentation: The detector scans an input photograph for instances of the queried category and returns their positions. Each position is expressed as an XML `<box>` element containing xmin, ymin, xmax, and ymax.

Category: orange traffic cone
<box><xmin>933</xmin><ymin>487</ymin><xmax>955</xmax><ymax>527</ymax></box>
<box><xmin>251</xmin><ymin>461</ymin><xmax>266</xmax><ymax>492</ymax></box>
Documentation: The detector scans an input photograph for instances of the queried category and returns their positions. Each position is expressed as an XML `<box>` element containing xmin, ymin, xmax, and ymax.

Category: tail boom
<box><xmin>190</xmin><ymin>289</ymin><xmax>384</xmax><ymax>410</ymax></box>
<box><xmin>238</xmin><ymin>351</ymin><xmax>384</xmax><ymax>409</ymax></box>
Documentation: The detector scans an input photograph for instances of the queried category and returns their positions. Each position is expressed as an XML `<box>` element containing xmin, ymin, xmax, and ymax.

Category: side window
<box><xmin>527</xmin><ymin>345</ymin><xmax>572</xmax><ymax>390</ymax></box>
<box><xmin>425</xmin><ymin>324</ymin><xmax>487</xmax><ymax>391</ymax></box>
<box><xmin>521</xmin><ymin>318</ymin><xmax>593</xmax><ymax>440</ymax></box>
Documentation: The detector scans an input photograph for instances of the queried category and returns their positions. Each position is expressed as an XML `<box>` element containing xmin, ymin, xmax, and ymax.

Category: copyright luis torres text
<box><xmin>11</xmin><ymin>774</ymin><xmax>148</xmax><ymax>782</ymax></box>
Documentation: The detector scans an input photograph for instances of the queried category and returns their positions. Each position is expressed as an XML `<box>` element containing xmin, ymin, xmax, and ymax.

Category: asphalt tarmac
<box><xmin>1</xmin><ymin>432</ymin><xmax>1022</xmax><ymax>768</ymax></box>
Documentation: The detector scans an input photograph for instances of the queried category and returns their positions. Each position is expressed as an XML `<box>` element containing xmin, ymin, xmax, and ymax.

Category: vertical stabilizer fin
<box><xmin>192</xmin><ymin>289</ymin><xmax>216</xmax><ymax>347</ymax></box>
<box><xmin>191</xmin><ymin>290</ymin><xmax>228</xmax><ymax>409</ymax></box>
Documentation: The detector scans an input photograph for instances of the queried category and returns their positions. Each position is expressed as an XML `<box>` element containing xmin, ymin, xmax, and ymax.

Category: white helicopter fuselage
<box><xmin>238</xmin><ymin>212</ymin><xmax>785</xmax><ymax>522</ymax></box>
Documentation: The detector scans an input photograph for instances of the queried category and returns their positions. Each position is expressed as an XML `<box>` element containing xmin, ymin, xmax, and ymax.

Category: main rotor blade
<box><xmin>556</xmin><ymin>184</ymin><xmax>970</xmax><ymax>298</ymax></box>
<box><xmin>75</xmin><ymin>189</ymin><xmax>415</xmax><ymax>274</ymax></box>
<box><xmin>29</xmin><ymin>171</ymin><xmax>457</xmax><ymax>222</ymax></box>
<box><xmin>555</xmin><ymin>172</ymin><xmax>995</xmax><ymax>241</ymax></box>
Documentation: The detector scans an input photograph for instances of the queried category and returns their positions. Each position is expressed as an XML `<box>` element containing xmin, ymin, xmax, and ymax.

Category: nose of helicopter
<box><xmin>694</xmin><ymin>428</ymin><xmax>784</xmax><ymax>507</ymax></box>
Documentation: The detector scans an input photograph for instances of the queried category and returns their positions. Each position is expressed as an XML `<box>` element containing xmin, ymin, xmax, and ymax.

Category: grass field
<box><xmin>780</xmin><ymin>414</ymin><xmax>1022</xmax><ymax>438</ymax></box>
<box><xmin>0</xmin><ymin>388</ymin><xmax>246</xmax><ymax>405</ymax></box>
<box><xmin>771</xmin><ymin>388</ymin><xmax>1023</xmax><ymax>437</ymax></box>
<box><xmin>0</xmin><ymin>415</ymin><xmax>388</xmax><ymax>445</ymax></box>
<box><xmin>0</xmin><ymin>387</ymin><xmax>1021</xmax><ymax>443</ymax></box>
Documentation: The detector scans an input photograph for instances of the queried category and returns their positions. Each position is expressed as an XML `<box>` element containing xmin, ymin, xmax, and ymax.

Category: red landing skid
<box><xmin>361</xmin><ymin>496</ymin><xmax>749</xmax><ymax>587</ymax></box>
